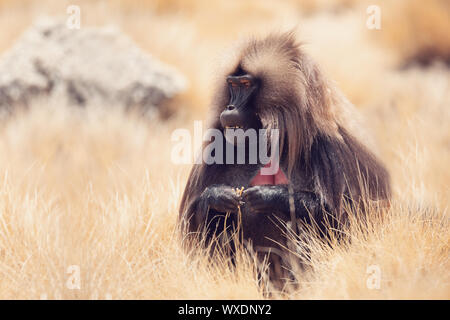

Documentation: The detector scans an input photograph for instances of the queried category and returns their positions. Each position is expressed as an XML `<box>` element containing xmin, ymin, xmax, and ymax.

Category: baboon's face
<box><xmin>219</xmin><ymin>68</ymin><xmax>262</xmax><ymax>133</ymax></box>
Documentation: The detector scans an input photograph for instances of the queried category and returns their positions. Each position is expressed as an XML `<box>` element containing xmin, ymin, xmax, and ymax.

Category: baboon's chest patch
<box><xmin>250</xmin><ymin>162</ymin><xmax>289</xmax><ymax>186</ymax></box>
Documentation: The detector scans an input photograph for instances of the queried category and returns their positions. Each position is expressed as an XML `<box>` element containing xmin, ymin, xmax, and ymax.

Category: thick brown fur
<box><xmin>178</xmin><ymin>32</ymin><xmax>391</xmax><ymax>286</ymax></box>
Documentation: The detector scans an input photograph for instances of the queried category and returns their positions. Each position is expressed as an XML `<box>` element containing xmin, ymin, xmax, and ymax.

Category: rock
<box><xmin>0</xmin><ymin>18</ymin><xmax>187</xmax><ymax>117</ymax></box>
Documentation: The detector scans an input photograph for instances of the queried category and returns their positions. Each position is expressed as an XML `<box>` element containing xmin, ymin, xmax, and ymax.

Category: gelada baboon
<box><xmin>178</xmin><ymin>32</ymin><xmax>390</xmax><ymax>284</ymax></box>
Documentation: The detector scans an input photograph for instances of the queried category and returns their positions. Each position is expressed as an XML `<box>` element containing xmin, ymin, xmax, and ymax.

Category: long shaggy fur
<box><xmin>178</xmin><ymin>32</ymin><xmax>391</xmax><ymax>285</ymax></box>
<box><xmin>180</xmin><ymin>32</ymin><xmax>390</xmax><ymax>222</ymax></box>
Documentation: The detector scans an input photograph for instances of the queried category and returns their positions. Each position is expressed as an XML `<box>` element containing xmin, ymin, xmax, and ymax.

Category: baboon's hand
<box><xmin>198</xmin><ymin>185</ymin><xmax>241</xmax><ymax>214</ymax></box>
<box><xmin>242</xmin><ymin>185</ymin><xmax>284</xmax><ymax>214</ymax></box>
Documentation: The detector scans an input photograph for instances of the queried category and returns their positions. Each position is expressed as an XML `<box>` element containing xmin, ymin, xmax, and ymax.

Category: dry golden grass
<box><xmin>0</xmin><ymin>0</ymin><xmax>448</xmax><ymax>299</ymax></box>
<box><xmin>378</xmin><ymin>0</ymin><xmax>450</xmax><ymax>66</ymax></box>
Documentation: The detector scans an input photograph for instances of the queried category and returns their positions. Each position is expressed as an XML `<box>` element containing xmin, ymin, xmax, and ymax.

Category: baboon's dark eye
<box><xmin>227</xmin><ymin>74</ymin><xmax>255</xmax><ymax>89</ymax></box>
<box><xmin>240</xmin><ymin>79</ymin><xmax>251</xmax><ymax>88</ymax></box>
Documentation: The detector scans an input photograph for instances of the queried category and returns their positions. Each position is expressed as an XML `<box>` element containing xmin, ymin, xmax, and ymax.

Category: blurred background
<box><xmin>0</xmin><ymin>0</ymin><xmax>448</xmax><ymax>299</ymax></box>
<box><xmin>1</xmin><ymin>0</ymin><xmax>449</xmax><ymax>111</ymax></box>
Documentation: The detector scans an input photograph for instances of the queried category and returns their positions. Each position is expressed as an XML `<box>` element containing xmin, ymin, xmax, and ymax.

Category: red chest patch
<box><xmin>250</xmin><ymin>162</ymin><xmax>289</xmax><ymax>186</ymax></box>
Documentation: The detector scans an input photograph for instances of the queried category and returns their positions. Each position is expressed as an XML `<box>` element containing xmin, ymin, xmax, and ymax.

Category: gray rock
<box><xmin>0</xmin><ymin>17</ymin><xmax>187</xmax><ymax>117</ymax></box>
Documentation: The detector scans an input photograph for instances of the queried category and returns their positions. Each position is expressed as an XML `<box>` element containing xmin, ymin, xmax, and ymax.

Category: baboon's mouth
<box><xmin>223</xmin><ymin>125</ymin><xmax>246</xmax><ymax>144</ymax></box>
